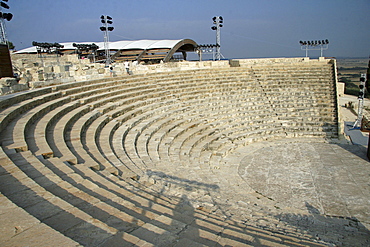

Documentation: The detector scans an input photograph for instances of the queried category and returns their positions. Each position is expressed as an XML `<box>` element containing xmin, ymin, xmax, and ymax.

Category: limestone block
<box><xmin>82</xmin><ymin>65</ymin><xmax>90</xmax><ymax>71</ymax></box>
<box><xmin>37</xmin><ymin>71</ymin><xmax>44</xmax><ymax>81</ymax></box>
<box><xmin>29</xmin><ymin>72</ymin><xmax>38</xmax><ymax>81</ymax></box>
<box><xmin>85</xmin><ymin>75</ymin><xmax>95</xmax><ymax>81</ymax></box>
<box><xmin>203</xmin><ymin>61</ymin><xmax>212</xmax><ymax>67</ymax></box>
<box><xmin>0</xmin><ymin>77</ymin><xmax>18</xmax><ymax>87</ymax></box>
<box><xmin>0</xmin><ymin>86</ymin><xmax>11</xmax><ymax>95</ymax></box>
<box><xmin>80</xmin><ymin>58</ymin><xmax>90</xmax><ymax>64</ymax></box>
<box><xmin>44</xmin><ymin>73</ymin><xmax>55</xmax><ymax>81</ymax></box>
<box><xmin>53</xmin><ymin>66</ymin><xmax>62</xmax><ymax>73</ymax></box>
<box><xmin>53</xmin><ymin>65</ymin><xmax>70</xmax><ymax>73</ymax></box>
<box><xmin>319</xmin><ymin>56</ymin><xmax>326</xmax><ymax>62</ymax></box>
<box><xmin>43</xmin><ymin>66</ymin><xmax>53</xmax><ymax>73</ymax></box>
<box><xmin>84</xmin><ymin>70</ymin><xmax>92</xmax><ymax>75</ymax></box>
<box><xmin>11</xmin><ymin>84</ymin><xmax>29</xmax><ymax>92</ymax></box>
<box><xmin>71</xmin><ymin>65</ymin><xmax>80</xmax><ymax>71</ymax></box>
<box><xmin>60</xmin><ymin>77</ymin><xmax>75</xmax><ymax>83</ymax></box>
<box><xmin>337</xmin><ymin>82</ymin><xmax>345</xmax><ymax>97</ymax></box>
<box><xmin>87</xmin><ymin>70</ymin><xmax>95</xmax><ymax>76</ymax></box>
<box><xmin>75</xmin><ymin>75</ymin><xmax>86</xmax><ymax>81</ymax></box>
<box><xmin>29</xmin><ymin>81</ymin><xmax>45</xmax><ymax>88</ymax></box>
<box><xmin>229</xmin><ymin>60</ymin><xmax>240</xmax><ymax>67</ymax></box>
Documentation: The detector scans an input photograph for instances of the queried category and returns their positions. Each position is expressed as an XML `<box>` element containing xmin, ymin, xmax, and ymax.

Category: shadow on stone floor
<box><xmin>336</xmin><ymin>143</ymin><xmax>369</xmax><ymax>162</ymax></box>
<box><xmin>145</xmin><ymin>170</ymin><xmax>330</xmax><ymax>246</ymax></box>
<box><xmin>275</xmin><ymin>202</ymin><xmax>370</xmax><ymax>247</ymax></box>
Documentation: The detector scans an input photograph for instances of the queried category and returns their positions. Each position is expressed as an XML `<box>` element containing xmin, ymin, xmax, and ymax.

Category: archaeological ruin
<box><xmin>0</xmin><ymin>51</ymin><xmax>369</xmax><ymax>246</ymax></box>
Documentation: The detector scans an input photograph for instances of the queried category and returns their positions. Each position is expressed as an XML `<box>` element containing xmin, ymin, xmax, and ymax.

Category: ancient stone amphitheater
<box><xmin>1</xmin><ymin>58</ymin><xmax>369</xmax><ymax>246</ymax></box>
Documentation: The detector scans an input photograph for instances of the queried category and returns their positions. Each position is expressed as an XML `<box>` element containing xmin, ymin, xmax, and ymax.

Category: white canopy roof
<box><xmin>15</xmin><ymin>39</ymin><xmax>190</xmax><ymax>53</ymax></box>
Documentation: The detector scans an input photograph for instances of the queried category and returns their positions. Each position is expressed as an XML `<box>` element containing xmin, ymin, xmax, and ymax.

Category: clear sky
<box><xmin>4</xmin><ymin>0</ymin><xmax>370</xmax><ymax>59</ymax></box>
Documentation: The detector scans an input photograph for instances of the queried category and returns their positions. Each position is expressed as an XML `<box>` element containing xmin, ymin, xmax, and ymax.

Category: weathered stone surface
<box><xmin>0</xmin><ymin>223</ymin><xmax>79</xmax><ymax>247</ymax></box>
<box><xmin>0</xmin><ymin>195</ymin><xmax>40</xmax><ymax>241</ymax></box>
<box><xmin>0</xmin><ymin>78</ymin><xmax>17</xmax><ymax>87</ymax></box>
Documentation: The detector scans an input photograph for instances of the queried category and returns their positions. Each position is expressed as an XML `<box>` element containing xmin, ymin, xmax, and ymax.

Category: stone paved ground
<box><xmin>238</xmin><ymin>141</ymin><xmax>370</xmax><ymax>221</ymax></box>
<box><xmin>213</xmin><ymin>138</ymin><xmax>370</xmax><ymax>247</ymax></box>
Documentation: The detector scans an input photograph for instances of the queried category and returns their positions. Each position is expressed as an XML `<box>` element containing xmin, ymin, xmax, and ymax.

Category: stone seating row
<box><xmin>0</xmin><ymin>73</ymin><xmax>268</xmax><ymax>183</ymax></box>
<box><xmin>0</xmin><ymin>76</ymin><xmax>133</xmax><ymax>131</ymax></box>
<box><xmin>74</xmin><ymin>83</ymin><xmax>249</xmax><ymax>170</ymax></box>
<box><xmin>0</xmin><ymin>64</ymin><xmax>332</xmax><ymax>151</ymax></box>
<box><xmin>69</xmin><ymin>82</ymin><xmax>268</xmax><ymax>167</ymax></box>
<box><xmin>0</xmin><ymin>72</ymin><xmax>246</xmax><ymax>164</ymax></box>
<box><xmin>1</xmin><ymin>74</ymin><xmax>199</xmax><ymax>156</ymax></box>
<box><xmin>120</xmin><ymin>100</ymin><xmax>262</xmax><ymax>164</ymax></box>
<box><xmin>0</xmin><ymin>61</ymin><xmax>337</xmax><ymax>246</ymax></box>
<box><xmin>0</xmin><ymin>68</ymin><xmax>231</xmax><ymax>118</ymax></box>
<box><xmin>0</xmin><ymin>75</ymin><xmax>292</xmax><ymax>152</ymax></box>
<box><xmin>47</xmin><ymin>65</ymin><xmax>336</xmax><ymax>181</ymax></box>
<box><xmin>117</xmin><ymin>100</ymin><xmax>336</xmax><ymax>178</ymax></box>
<box><xmin>21</xmin><ymin>83</ymin><xmax>336</xmax><ymax>183</ymax></box>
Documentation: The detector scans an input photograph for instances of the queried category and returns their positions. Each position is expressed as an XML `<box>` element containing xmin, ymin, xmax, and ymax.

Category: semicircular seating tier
<box><xmin>0</xmin><ymin>59</ymin><xmax>338</xmax><ymax>246</ymax></box>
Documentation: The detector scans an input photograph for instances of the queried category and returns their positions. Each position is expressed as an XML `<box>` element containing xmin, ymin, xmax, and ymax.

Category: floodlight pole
<box><xmin>0</xmin><ymin>2</ymin><xmax>12</xmax><ymax>45</ymax></box>
<box><xmin>215</xmin><ymin>22</ymin><xmax>221</xmax><ymax>61</ymax></box>
<box><xmin>211</xmin><ymin>16</ymin><xmax>223</xmax><ymax>61</ymax></box>
<box><xmin>305</xmin><ymin>46</ymin><xmax>308</xmax><ymax>57</ymax></box>
<box><xmin>102</xmin><ymin>16</ymin><xmax>111</xmax><ymax>67</ymax></box>
<box><xmin>100</xmin><ymin>15</ymin><xmax>114</xmax><ymax>67</ymax></box>
<box><xmin>353</xmin><ymin>74</ymin><xmax>367</xmax><ymax>129</ymax></box>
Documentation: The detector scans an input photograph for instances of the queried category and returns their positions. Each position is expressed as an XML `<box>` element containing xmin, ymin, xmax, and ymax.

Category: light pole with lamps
<box><xmin>211</xmin><ymin>16</ymin><xmax>223</xmax><ymax>60</ymax></box>
<box><xmin>299</xmin><ymin>39</ymin><xmax>329</xmax><ymax>57</ymax></box>
<box><xmin>0</xmin><ymin>0</ymin><xmax>13</xmax><ymax>45</ymax></box>
<box><xmin>100</xmin><ymin>15</ymin><xmax>114</xmax><ymax>67</ymax></box>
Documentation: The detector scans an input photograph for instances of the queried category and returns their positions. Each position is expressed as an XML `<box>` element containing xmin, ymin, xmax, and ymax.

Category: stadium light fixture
<box><xmin>299</xmin><ymin>39</ymin><xmax>329</xmax><ymax>57</ymax></box>
<box><xmin>352</xmin><ymin>73</ymin><xmax>367</xmax><ymax>129</ymax></box>
<box><xmin>73</xmin><ymin>43</ymin><xmax>99</xmax><ymax>63</ymax></box>
<box><xmin>32</xmin><ymin>41</ymin><xmax>64</xmax><ymax>66</ymax></box>
<box><xmin>196</xmin><ymin>43</ymin><xmax>220</xmax><ymax>61</ymax></box>
<box><xmin>0</xmin><ymin>0</ymin><xmax>13</xmax><ymax>45</ymax></box>
<box><xmin>100</xmin><ymin>15</ymin><xmax>114</xmax><ymax>67</ymax></box>
<box><xmin>0</xmin><ymin>2</ymin><xmax>9</xmax><ymax>9</ymax></box>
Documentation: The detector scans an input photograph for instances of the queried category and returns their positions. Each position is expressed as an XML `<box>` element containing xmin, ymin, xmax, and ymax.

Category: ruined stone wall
<box><xmin>8</xmin><ymin>53</ymin><xmax>232</xmax><ymax>91</ymax></box>
<box><xmin>11</xmin><ymin>53</ymin><xmax>109</xmax><ymax>87</ymax></box>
